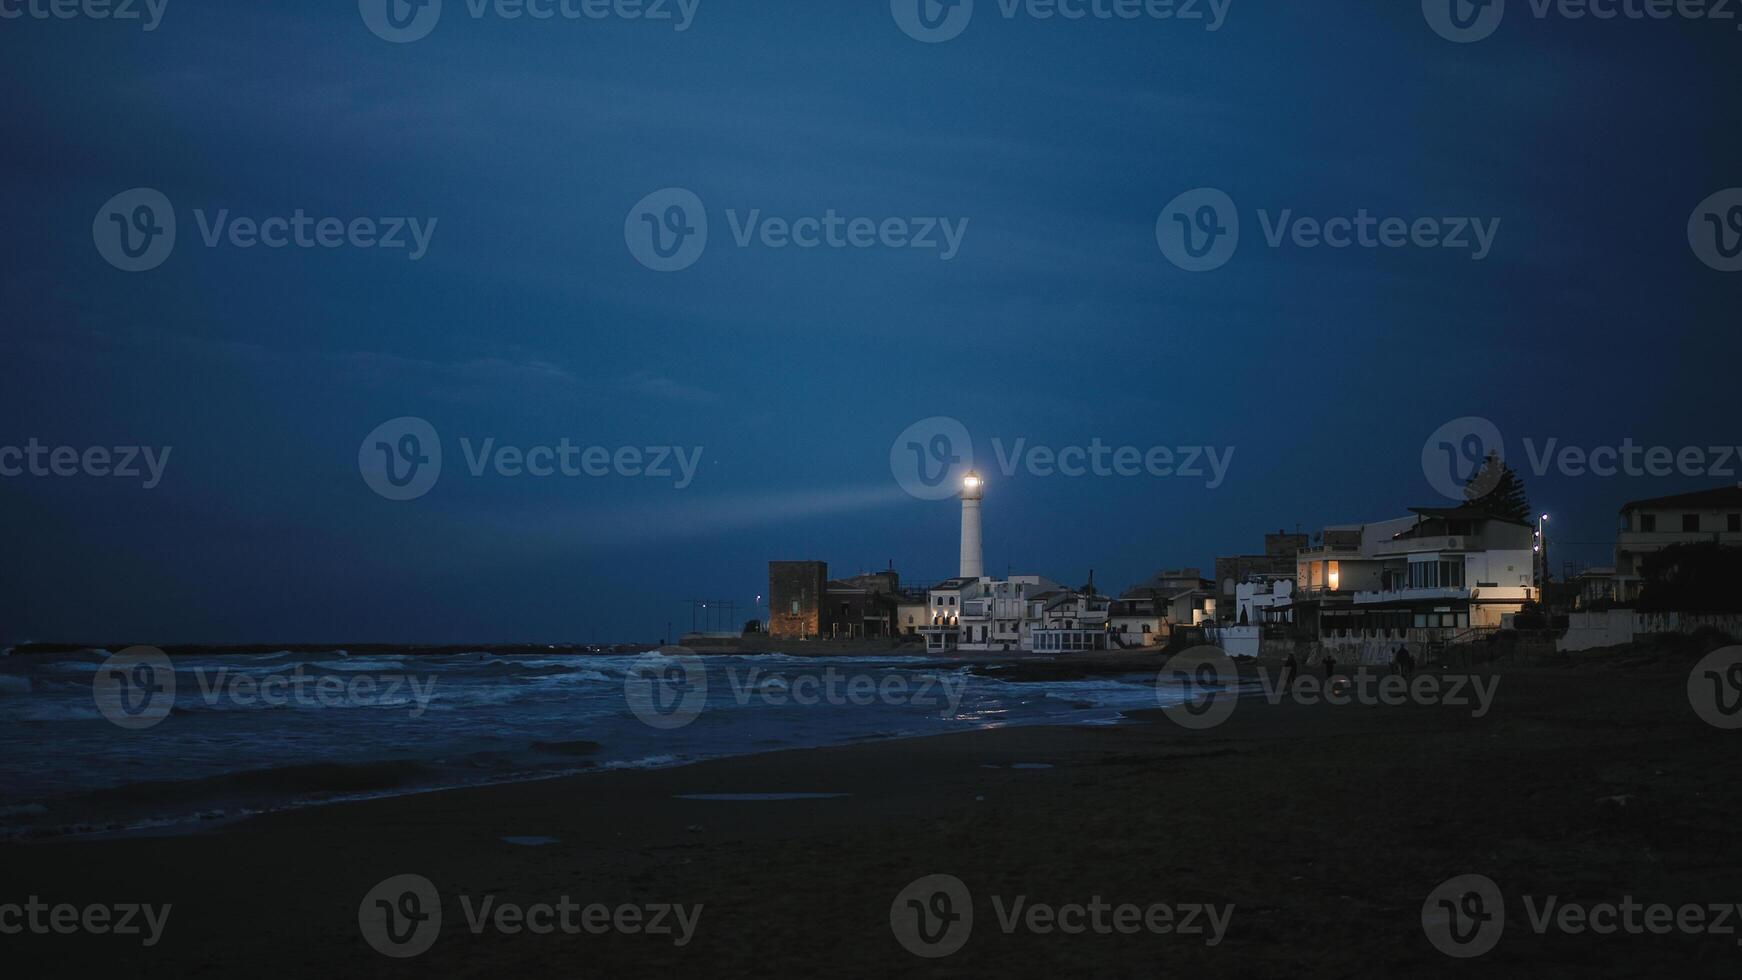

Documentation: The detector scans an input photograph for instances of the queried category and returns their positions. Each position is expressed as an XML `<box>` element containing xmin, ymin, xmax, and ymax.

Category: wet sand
<box><xmin>5</xmin><ymin>658</ymin><xmax>1740</xmax><ymax>977</ymax></box>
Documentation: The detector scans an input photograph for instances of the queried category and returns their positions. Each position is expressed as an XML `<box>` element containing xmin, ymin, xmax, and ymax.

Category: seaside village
<box><xmin>757</xmin><ymin>473</ymin><xmax>1742</xmax><ymax>664</ymax></box>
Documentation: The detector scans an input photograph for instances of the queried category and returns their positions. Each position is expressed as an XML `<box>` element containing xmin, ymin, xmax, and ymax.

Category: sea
<box><xmin>0</xmin><ymin>648</ymin><xmax>1195</xmax><ymax>839</ymax></box>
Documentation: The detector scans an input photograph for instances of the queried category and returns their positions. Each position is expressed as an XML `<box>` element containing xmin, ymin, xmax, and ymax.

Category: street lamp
<box><xmin>1535</xmin><ymin>513</ymin><xmax>1550</xmax><ymax>596</ymax></box>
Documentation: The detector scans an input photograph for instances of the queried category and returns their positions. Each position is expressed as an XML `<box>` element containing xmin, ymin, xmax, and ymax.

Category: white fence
<box><xmin>1558</xmin><ymin>611</ymin><xmax>1742</xmax><ymax>652</ymax></box>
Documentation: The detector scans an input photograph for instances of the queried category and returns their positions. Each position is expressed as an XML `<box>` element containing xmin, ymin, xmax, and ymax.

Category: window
<box><xmin>1326</xmin><ymin>560</ymin><xmax>1341</xmax><ymax>591</ymax></box>
<box><xmin>1683</xmin><ymin>514</ymin><xmax>1700</xmax><ymax>533</ymax></box>
<box><xmin>1640</xmin><ymin>513</ymin><xmax>1656</xmax><ymax>532</ymax></box>
<box><xmin>1731</xmin><ymin>514</ymin><xmax>1741</xmax><ymax>533</ymax></box>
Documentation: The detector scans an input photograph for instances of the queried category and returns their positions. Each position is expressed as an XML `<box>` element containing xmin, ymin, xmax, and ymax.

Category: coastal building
<box><xmin>1120</xmin><ymin>568</ymin><xmax>1217</xmax><ymax>631</ymax></box>
<box><xmin>1573</xmin><ymin>566</ymin><xmax>1617</xmax><ymax>609</ymax></box>
<box><xmin>768</xmin><ymin>561</ymin><xmax>828</xmax><ymax>639</ymax></box>
<box><xmin>767</xmin><ymin>562</ymin><xmax>917</xmax><ymax>639</ymax></box>
<box><xmin>895</xmin><ymin>595</ymin><xmax>932</xmax><ymax>636</ymax></box>
<box><xmin>1234</xmin><ymin>577</ymin><xmax>1294</xmax><ymax>625</ymax></box>
<box><xmin>1027</xmin><ymin>587</ymin><xmax>1112</xmax><ymax>653</ymax></box>
<box><xmin>1109</xmin><ymin>596</ymin><xmax>1165</xmax><ymax>648</ymax></box>
<box><xmin>1213</xmin><ymin>530</ymin><xmax>1308</xmax><ymax>621</ymax></box>
<box><xmin>1290</xmin><ymin>505</ymin><xmax>1537</xmax><ymax>659</ymax></box>
<box><xmin>1613</xmin><ymin>485</ymin><xmax>1742</xmax><ymax>602</ymax></box>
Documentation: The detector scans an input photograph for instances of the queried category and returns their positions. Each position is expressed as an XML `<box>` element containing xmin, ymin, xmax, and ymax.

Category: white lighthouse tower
<box><xmin>959</xmin><ymin>471</ymin><xmax>984</xmax><ymax>579</ymax></box>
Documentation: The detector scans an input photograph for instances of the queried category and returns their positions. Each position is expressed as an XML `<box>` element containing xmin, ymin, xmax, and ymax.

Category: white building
<box><xmin>1613</xmin><ymin>485</ymin><xmax>1742</xmax><ymax>602</ymax></box>
<box><xmin>1291</xmin><ymin>505</ymin><xmax>1537</xmax><ymax>659</ymax></box>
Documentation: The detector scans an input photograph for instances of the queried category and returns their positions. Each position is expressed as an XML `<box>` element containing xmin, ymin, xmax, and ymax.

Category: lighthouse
<box><xmin>959</xmin><ymin>471</ymin><xmax>984</xmax><ymax>579</ymax></box>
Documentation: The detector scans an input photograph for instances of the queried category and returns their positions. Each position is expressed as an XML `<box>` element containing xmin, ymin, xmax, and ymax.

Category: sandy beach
<box><xmin>5</xmin><ymin>649</ymin><xmax>1740</xmax><ymax>978</ymax></box>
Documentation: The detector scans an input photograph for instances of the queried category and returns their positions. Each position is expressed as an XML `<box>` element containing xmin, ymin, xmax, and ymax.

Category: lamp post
<box><xmin>1534</xmin><ymin>513</ymin><xmax>1549</xmax><ymax>598</ymax></box>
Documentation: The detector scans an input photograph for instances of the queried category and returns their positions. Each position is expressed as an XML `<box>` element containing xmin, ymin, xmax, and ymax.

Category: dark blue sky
<box><xmin>3</xmin><ymin>1</ymin><xmax>1738</xmax><ymax>643</ymax></box>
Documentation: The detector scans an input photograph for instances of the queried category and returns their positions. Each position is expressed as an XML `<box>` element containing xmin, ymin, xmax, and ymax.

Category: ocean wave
<box><xmin>601</xmin><ymin>754</ymin><xmax>685</xmax><ymax>770</ymax></box>
<box><xmin>0</xmin><ymin>676</ymin><xmax>31</xmax><ymax>695</ymax></box>
<box><xmin>17</xmin><ymin>703</ymin><xmax>104</xmax><ymax>722</ymax></box>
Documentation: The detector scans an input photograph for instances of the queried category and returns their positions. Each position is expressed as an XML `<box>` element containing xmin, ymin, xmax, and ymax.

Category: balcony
<box><xmin>1353</xmin><ymin>586</ymin><xmax>1471</xmax><ymax>605</ymax></box>
<box><xmin>1372</xmin><ymin>535</ymin><xmax>1478</xmax><ymax>557</ymax></box>
<box><xmin>1617</xmin><ymin>530</ymin><xmax>1742</xmax><ymax>552</ymax></box>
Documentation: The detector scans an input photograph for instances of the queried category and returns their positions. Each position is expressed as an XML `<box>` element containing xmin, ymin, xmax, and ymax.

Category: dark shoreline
<box><xmin>6</xmin><ymin>649</ymin><xmax>1740</xmax><ymax>977</ymax></box>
